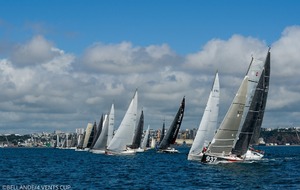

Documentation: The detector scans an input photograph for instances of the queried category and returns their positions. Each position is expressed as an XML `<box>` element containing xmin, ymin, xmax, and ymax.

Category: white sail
<box><xmin>150</xmin><ymin>137</ymin><xmax>156</xmax><ymax>149</ymax></box>
<box><xmin>206</xmin><ymin>76</ymin><xmax>248</xmax><ymax>157</ymax></box>
<box><xmin>141</xmin><ymin>125</ymin><xmax>150</xmax><ymax>149</ymax></box>
<box><xmin>56</xmin><ymin>134</ymin><xmax>60</xmax><ymax>148</ymax></box>
<box><xmin>107</xmin><ymin>103</ymin><xmax>115</xmax><ymax>146</ymax></box>
<box><xmin>106</xmin><ymin>90</ymin><xmax>138</xmax><ymax>154</ymax></box>
<box><xmin>188</xmin><ymin>72</ymin><xmax>220</xmax><ymax>160</ymax></box>
<box><xmin>91</xmin><ymin>104</ymin><xmax>114</xmax><ymax>154</ymax></box>
<box><xmin>82</xmin><ymin>123</ymin><xmax>93</xmax><ymax>149</ymax></box>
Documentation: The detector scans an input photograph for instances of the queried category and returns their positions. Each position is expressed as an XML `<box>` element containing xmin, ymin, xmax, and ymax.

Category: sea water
<box><xmin>1</xmin><ymin>146</ymin><xmax>300</xmax><ymax>189</ymax></box>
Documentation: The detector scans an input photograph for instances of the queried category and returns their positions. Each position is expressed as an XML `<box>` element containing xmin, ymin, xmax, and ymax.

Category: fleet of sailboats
<box><xmin>90</xmin><ymin>104</ymin><xmax>115</xmax><ymax>154</ymax></box>
<box><xmin>52</xmin><ymin>50</ymin><xmax>271</xmax><ymax>164</ymax></box>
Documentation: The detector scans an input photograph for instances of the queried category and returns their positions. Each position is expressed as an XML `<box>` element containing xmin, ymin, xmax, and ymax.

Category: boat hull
<box><xmin>201</xmin><ymin>154</ymin><xmax>244</xmax><ymax>164</ymax></box>
<box><xmin>90</xmin><ymin>149</ymin><xmax>106</xmax><ymax>154</ymax></box>
<box><xmin>135</xmin><ymin>148</ymin><xmax>145</xmax><ymax>153</ymax></box>
<box><xmin>105</xmin><ymin>148</ymin><xmax>136</xmax><ymax>155</ymax></box>
<box><xmin>158</xmin><ymin>147</ymin><xmax>179</xmax><ymax>153</ymax></box>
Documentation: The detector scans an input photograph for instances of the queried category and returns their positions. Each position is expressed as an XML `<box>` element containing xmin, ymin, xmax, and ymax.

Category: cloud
<box><xmin>1</xmin><ymin>26</ymin><xmax>300</xmax><ymax>133</ymax></box>
<box><xmin>271</xmin><ymin>26</ymin><xmax>300</xmax><ymax>78</ymax></box>
<box><xmin>11</xmin><ymin>35</ymin><xmax>59</xmax><ymax>66</ymax></box>
<box><xmin>184</xmin><ymin>35</ymin><xmax>267</xmax><ymax>74</ymax></box>
<box><xmin>82</xmin><ymin>42</ymin><xmax>180</xmax><ymax>74</ymax></box>
<box><xmin>266</xmin><ymin>25</ymin><xmax>300</xmax><ymax>112</ymax></box>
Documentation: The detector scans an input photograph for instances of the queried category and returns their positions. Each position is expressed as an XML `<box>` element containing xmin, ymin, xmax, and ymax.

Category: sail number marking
<box><xmin>206</xmin><ymin>155</ymin><xmax>217</xmax><ymax>163</ymax></box>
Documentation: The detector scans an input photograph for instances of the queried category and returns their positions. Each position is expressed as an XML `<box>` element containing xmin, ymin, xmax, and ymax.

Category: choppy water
<box><xmin>1</xmin><ymin>146</ymin><xmax>300</xmax><ymax>189</ymax></box>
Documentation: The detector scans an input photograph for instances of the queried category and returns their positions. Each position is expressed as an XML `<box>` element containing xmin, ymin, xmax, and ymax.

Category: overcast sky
<box><xmin>0</xmin><ymin>1</ymin><xmax>300</xmax><ymax>134</ymax></box>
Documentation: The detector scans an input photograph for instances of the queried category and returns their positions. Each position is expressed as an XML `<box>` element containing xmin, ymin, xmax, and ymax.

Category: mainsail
<box><xmin>232</xmin><ymin>56</ymin><xmax>265</xmax><ymax>156</ymax></box>
<box><xmin>158</xmin><ymin>97</ymin><xmax>185</xmax><ymax>150</ymax></box>
<box><xmin>250</xmin><ymin>50</ymin><xmax>270</xmax><ymax>145</ymax></box>
<box><xmin>106</xmin><ymin>90</ymin><xmax>138</xmax><ymax>153</ymax></box>
<box><xmin>206</xmin><ymin>76</ymin><xmax>248</xmax><ymax>156</ymax></box>
<box><xmin>188</xmin><ymin>72</ymin><xmax>220</xmax><ymax>160</ymax></box>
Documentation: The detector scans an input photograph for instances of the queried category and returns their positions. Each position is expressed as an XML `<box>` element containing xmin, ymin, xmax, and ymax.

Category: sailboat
<box><xmin>90</xmin><ymin>103</ymin><xmax>115</xmax><ymax>154</ymax></box>
<box><xmin>157</xmin><ymin>97</ymin><xmax>185</xmax><ymax>153</ymax></box>
<box><xmin>106</xmin><ymin>90</ymin><xmax>138</xmax><ymax>155</ymax></box>
<box><xmin>75</xmin><ymin>132</ymin><xmax>85</xmax><ymax>151</ymax></box>
<box><xmin>90</xmin><ymin>114</ymin><xmax>104</xmax><ymax>149</ymax></box>
<box><xmin>188</xmin><ymin>72</ymin><xmax>220</xmax><ymax>161</ymax></box>
<box><xmin>90</xmin><ymin>114</ymin><xmax>108</xmax><ymax>154</ymax></box>
<box><xmin>69</xmin><ymin>133</ymin><xmax>78</xmax><ymax>149</ymax></box>
<box><xmin>201</xmin><ymin>50</ymin><xmax>271</xmax><ymax>164</ymax></box>
<box><xmin>201</xmin><ymin>76</ymin><xmax>248</xmax><ymax>163</ymax></box>
<box><xmin>136</xmin><ymin>125</ymin><xmax>150</xmax><ymax>152</ymax></box>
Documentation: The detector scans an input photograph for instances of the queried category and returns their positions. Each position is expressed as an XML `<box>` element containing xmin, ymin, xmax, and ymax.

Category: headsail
<box><xmin>107</xmin><ymin>103</ymin><xmax>115</xmax><ymax>146</ymax></box>
<box><xmin>188</xmin><ymin>72</ymin><xmax>220</xmax><ymax>160</ymax></box>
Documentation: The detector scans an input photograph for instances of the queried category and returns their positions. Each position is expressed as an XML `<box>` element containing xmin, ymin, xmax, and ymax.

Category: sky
<box><xmin>0</xmin><ymin>0</ymin><xmax>300</xmax><ymax>134</ymax></box>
